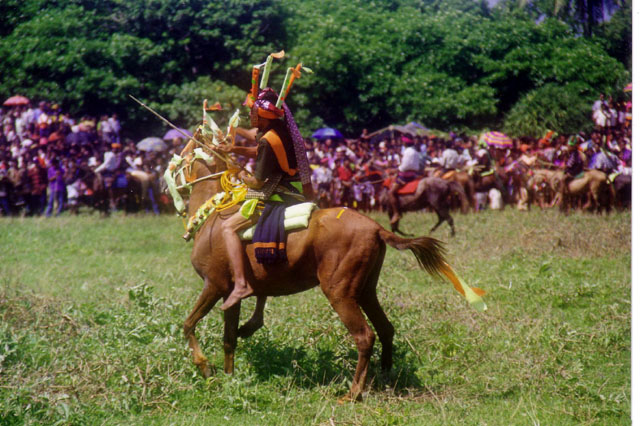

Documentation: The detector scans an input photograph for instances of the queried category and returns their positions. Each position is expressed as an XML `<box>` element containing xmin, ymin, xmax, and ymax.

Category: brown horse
<box><xmin>549</xmin><ymin>169</ymin><xmax>613</xmax><ymax>212</ymax></box>
<box><xmin>178</xmin><ymin>144</ymin><xmax>475</xmax><ymax>401</ymax></box>
<box><xmin>429</xmin><ymin>168</ymin><xmax>476</xmax><ymax>211</ymax></box>
<box><xmin>380</xmin><ymin>177</ymin><xmax>469</xmax><ymax>237</ymax></box>
<box><xmin>524</xmin><ymin>168</ymin><xmax>557</xmax><ymax>209</ymax></box>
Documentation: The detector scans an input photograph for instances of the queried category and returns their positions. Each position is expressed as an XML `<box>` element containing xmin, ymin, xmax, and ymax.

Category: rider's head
<box><xmin>249</xmin><ymin>88</ymin><xmax>283</xmax><ymax>130</ymax></box>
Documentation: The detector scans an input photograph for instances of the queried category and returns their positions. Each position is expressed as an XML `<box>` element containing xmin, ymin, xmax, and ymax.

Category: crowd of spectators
<box><xmin>0</xmin><ymin>93</ymin><xmax>632</xmax><ymax>217</ymax></box>
<box><xmin>0</xmin><ymin>101</ymin><xmax>177</xmax><ymax>216</ymax></box>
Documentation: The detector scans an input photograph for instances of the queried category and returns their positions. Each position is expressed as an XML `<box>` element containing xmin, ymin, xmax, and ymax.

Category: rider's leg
<box><xmin>220</xmin><ymin>210</ymin><xmax>258</xmax><ymax>310</ymax></box>
<box><xmin>389</xmin><ymin>182</ymin><xmax>402</xmax><ymax>224</ymax></box>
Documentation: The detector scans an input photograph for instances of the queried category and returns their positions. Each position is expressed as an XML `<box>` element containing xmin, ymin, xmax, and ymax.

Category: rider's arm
<box><xmin>213</xmin><ymin>143</ymin><xmax>257</xmax><ymax>159</ymax></box>
<box><xmin>229</xmin><ymin>145</ymin><xmax>258</xmax><ymax>159</ymax></box>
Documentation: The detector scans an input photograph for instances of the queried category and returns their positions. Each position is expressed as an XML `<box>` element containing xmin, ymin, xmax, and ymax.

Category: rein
<box><xmin>176</xmin><ymin>171</ymin><xmax>225</xmax><ymax>190</ymax></box>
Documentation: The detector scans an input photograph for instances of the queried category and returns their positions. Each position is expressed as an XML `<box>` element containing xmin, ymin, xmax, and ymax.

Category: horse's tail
<box><xmin>379</xmin><ymin>229</ymin><xmax>446</xmax><ymax>276</ymax></box>
<box><xmin>378</xmin><ymin>228</ymin><xmax>487</xmax><ymax>311</ymax></box>
<box><xmin>447</xmin><ymin>180</ymin><xmax>469</xmax><ymax>213</ymax></box>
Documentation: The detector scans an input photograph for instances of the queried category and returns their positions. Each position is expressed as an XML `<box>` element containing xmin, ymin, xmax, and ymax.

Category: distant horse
<box><xmin>470</xmin><ymin>167</ymin><xmax>509</xmax><ymax>206</ymax></box>
<box><xmin>109</xmin><ymin>170</ymin><xmax>160</xmax><ymax>213</ymax></box>
<box><xmin>429</xmin><ymin>168</ymin><xmax>476</xmax><ymax>211</ymax></box>
<box><xmin>550</xmin><ymin>169</ymin><xmax>614</xmax><ymax>213</ymax></box>
<box><xmin>524</xmin><ymin>168</ymin><xmax>557</xmax><ymax>209</ymax></box>
<box><xmin>613</xmin><ymin>174</ymin><xmax>631</xmax><ymax>210</ymax></box>
<box><xmin>380</xmin><ymin>177</ymin><xmax>469</xmax><ymax>237</ymax></box>
<box><xmin>69</xmin><ymin>167</ymin><xmax>110</xmax><ymax>215</ymax></box>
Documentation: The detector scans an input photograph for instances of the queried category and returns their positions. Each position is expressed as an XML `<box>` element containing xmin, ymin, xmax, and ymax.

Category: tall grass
<box><xmin>0</xmin><ymin>209</ymin><xmax>630</xmax><ymax>425</ymax></box>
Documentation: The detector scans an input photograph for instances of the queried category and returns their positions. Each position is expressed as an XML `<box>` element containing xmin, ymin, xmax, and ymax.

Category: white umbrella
<box><xmin>137</xmin><ymin>137</ymin><xmax>168</xmax><ymax>152</ymax></box>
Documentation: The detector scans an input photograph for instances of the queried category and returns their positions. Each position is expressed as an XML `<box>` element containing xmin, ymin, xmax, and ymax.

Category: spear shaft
<box><xmin>128</xmin><ymin>94</ymin><xmax>240</xmax><ymax>171</ymax></box>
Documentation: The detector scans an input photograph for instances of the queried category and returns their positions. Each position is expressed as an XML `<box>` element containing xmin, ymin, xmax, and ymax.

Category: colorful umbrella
<box><xmin>624</xmin><ymin>83</ymin><xmax>632</xmax><ymax>93</ymax></box>
<box><xmin>3</xmin><ymin>95</ymin><xmax>30</xmax><ymax>106</ymax></box>
<box><xmin>311</xmin><ymin>128</ymin><xmax>343</xmax><ymax>139</ymax></box>
<box><xmin>137</xmin><ymin>137</ymin><xmax>168</xmax><ymax>152</ymax></box>
<box><xmin>482</xmin><ymin>131</ymin><xmax>512</xmax><ymax>149</ymax></box>
<box><xmin>163</xmin><ymin>128</ymin><xmax>193</xmax><ymax>140</ymax></box>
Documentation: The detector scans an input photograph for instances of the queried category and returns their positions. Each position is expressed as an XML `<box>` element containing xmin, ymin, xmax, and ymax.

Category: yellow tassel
<box><xmin>439</xmin><ymin>262</ymin><xmax>487</xmax><ymax>312</ymax></box>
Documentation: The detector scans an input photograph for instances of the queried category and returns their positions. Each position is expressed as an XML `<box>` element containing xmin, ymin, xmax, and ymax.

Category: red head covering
<box><xmin>247</xmin><ymin>88</ymin><xmax>284</xmax><ymax>120</ymax></box>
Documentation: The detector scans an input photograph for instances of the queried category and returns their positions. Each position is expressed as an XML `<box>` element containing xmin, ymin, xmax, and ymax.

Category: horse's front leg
<box><xmin>238</xmin><ymin>296</ymin><xmax>266</xmax><ymax>338</ymax></box>
<box><xmin>184</xmin><ymin>277</ymin><xmax>224</xmax><ymax>378</ymax></box>
<box><xmin>224</xmin><ymin>302</ymin><xmax>241</xmax><ymax>374</ymax></box>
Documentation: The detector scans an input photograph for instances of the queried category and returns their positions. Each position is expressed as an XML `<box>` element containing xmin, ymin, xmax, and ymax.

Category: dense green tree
<box><xmin>0</xmin><ymin>0</ymin><xmax>630</xmax><ymax>138</ymax></box>
<box><xmin>285</xmin><ymin>0</ymin><xmax>627</xmax><ymax>136</ymax></box>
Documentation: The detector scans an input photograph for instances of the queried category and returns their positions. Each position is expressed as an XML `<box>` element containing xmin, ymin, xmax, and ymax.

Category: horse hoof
<box><xmin>198</xmin><ymin>362</ymin><xmax>214</xmax><ymax>378</ymax></box>
<box><xmin>337</xmin><ymin>393</ymin><xmax>361</xmax><ymax>404</ymax></box>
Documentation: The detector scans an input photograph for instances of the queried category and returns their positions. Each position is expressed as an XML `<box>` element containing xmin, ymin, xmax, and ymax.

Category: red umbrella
<box><xmin>3</xmin><ymin>95</ymin><xmax>30</xmax><ymax>107</ymax></box>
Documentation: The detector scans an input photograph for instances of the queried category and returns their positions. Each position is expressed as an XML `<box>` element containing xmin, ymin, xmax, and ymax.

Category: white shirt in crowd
<box><xmin>399</xmin><ymin>146</ymin><xmax>421</xmax><ymax>172</ymax></box>
<box><xmin>441</xmin><ymin>148</ymin><xmax>460</xmax><ymax>169</ymax></box>
<box><xmin>312</xmin><ymin>166</ymin><xmax>333</xmax><ymax>185</ymax></box>
<box><xmin>94</xmin><ymin>151</ymin><xmax>119</xmax><ymax>173</ymax></box>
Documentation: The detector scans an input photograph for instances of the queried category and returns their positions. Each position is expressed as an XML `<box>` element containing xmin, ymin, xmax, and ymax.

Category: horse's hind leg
<box><xmin>321</xmin><ymin>268</ymin><xmax>375</xmax><ymax>400</ymax></box>
<box><xmin>238</xmin><ymin>296</ymin><xmax>266</xmax><ymax>338</ymax></box>
<box><xmin>359</xmin><ymin>251</ymin><xmax>394</xmax><ymax>371</ymax></box>
<box><xmin>183</xmin><ymin>277</ymin><xmax>224</xmax><ymax>378</ymax></box>
<box><xmin>326</xmin><ymin>295</ymin><xmax>375</xmax><ymax>401</ymax></box>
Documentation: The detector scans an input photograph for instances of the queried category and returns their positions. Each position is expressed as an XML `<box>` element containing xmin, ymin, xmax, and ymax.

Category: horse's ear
<box><xmin>180</xmin><ymin>139</ymin><xmax>196</xmax><ymax>157</ymax></box>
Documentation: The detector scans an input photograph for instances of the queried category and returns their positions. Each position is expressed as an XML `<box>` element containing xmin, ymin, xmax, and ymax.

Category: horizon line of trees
<box><xmin>0</xmin><ymin>0</ymin><xmax>631</xmax><ymax>139</ymax></box>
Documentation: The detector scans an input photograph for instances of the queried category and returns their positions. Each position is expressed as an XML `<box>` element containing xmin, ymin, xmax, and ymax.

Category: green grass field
<box><xmin>0</xmin><ymin>208</ymin><xmax>631</xmax><ymax>425</ymax></box>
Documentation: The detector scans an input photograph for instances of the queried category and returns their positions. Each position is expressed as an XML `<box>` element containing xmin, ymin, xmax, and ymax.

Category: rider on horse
<box><xmin>214</xmin><ymin>60</ymin><xmax>312</xmax><ymax>310</ymax></box>
<box><xmin>562</xmin><ymin>135</ymin><xmax>584</xmax><ymax>194</ymax></box>
<box><xmin>389</xmin><ymin>136</ymin><xmax>422</xmax><ymax>226</ymax></box>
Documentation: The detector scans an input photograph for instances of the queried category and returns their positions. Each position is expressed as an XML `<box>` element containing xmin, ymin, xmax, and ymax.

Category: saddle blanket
<box><xmin>238</xmin><ymin>202</ymin><xmax>317</xmax><ymax>241</ymax></box>
<box><xmin>397</xmin><ymin>179</ymin><xmax>420</xmax><ymax>195</ymax></box>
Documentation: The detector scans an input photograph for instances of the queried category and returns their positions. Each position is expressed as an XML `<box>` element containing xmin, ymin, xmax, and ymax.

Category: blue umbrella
<box><xmin>312</xmin><ymin>127</ymin><xmax>343</xmax><ymax>139</ymax></box>
<box><xmin>163</xmin><ymin>128</ymin><xmax>192</xmax><ymax>140</ymax></box>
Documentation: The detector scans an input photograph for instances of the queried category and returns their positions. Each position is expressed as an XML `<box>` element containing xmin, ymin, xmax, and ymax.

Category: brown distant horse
<box><xmin>380</xmin><ymin>177</ymin><xmax>469</xmax><ymax>237</ymax></box>
<box><xmin>178</xmin><ymin>143</ymin><xmax>468</xmax><ymax>401</ymax></box>
<box><xmin>550</xmin><ymin>169</ymin><xmax>613</xmax><ymax>212</ymax></box>
<box><xmin>524</xmin><ymin>168</ymin><xmax>557</xmax><ymax>209</ymax></box>
<box><xmin>429</xmin><ymin>168</ymin><xmax>476</xmax><ymax>211</ymax></box>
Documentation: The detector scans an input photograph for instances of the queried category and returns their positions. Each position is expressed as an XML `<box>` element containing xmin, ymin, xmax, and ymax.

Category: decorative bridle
<box><xmin>162</xmin><ymin>102</ymin><xmax>250</xmax><ymax>241</ymax></box>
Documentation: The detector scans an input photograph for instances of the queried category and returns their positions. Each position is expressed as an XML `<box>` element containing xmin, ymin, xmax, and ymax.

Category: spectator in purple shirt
<box><xmin>44</xmin><ymin>157</ymin><xmax>66</xmax><ymax>217</ymax></box>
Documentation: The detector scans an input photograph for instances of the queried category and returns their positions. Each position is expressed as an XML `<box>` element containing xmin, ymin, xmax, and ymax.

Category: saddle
<box><xmin>397</xmin><ymin>179</ymin><xmax>421</xmax><ymax>195</ymax></box>
<box><xmin>238</xmin><ymin>202</ymin><xmax>317</xmax><ymax>241</ymax></box>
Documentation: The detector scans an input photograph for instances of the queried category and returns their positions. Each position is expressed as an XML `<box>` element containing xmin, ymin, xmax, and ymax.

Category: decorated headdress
<box><xmin>245</xmin><ymin>51</ymin><xmax>315</xmax><ymax>199</ymax></box>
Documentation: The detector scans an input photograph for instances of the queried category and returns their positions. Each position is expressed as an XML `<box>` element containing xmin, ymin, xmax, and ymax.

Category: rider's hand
<box><xmin>214</xmin><ymin>143</ymin><xmax>233</xmax><ymax>154</ymax></box>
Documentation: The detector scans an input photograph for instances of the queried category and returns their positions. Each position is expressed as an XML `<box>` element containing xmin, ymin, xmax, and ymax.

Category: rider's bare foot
<box><xmin>390</xmin><ymin>213</ymin><xmax>400</xmax><ymax>225</ymax></box>
<box><xmin>221</xmin><ymin>284</ymin><xmax>254</xmax><ymax>310</ymax></box>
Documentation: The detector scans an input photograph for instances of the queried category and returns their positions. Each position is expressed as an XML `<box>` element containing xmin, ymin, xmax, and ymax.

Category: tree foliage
<box><xmin>0</xmin><ymin>0</ymin><xmax>285</xmax><ymax>135</ymax></box>
<box><xmin>0</xmin><ymin>0</ymin><xmax>630</xmax><ymax>138</ymax></box>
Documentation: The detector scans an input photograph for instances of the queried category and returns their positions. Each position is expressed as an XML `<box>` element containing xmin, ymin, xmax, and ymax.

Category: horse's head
<box><xmin>164</xmin><ymin>137</ymin><xmax>223</xmax><ymax>216</ymax></box>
